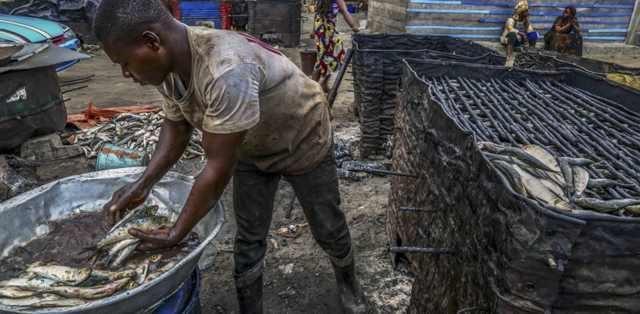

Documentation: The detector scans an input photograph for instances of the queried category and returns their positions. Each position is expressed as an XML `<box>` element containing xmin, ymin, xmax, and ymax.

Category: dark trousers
<box><xmin>232</xmin><ymin>152</ymin><xmax>352</xmax><ymax>282</ymax></box>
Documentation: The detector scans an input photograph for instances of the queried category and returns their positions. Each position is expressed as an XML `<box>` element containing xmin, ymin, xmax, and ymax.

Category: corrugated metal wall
<box><xmin>403</xmin><ymin>0</ymin><xmax>635</xmax><ymax>42</ymax></box>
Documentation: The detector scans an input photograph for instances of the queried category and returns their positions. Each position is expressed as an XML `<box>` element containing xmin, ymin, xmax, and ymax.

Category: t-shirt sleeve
<box><xmin>158</xmin><ymin>83</ymin><xmax>185</xmax><ymax>121</ymax></box>
<box><xmin>201</xmin><ymin>63</ymin><xmax>264</xmax><ymax>134</ymax></box>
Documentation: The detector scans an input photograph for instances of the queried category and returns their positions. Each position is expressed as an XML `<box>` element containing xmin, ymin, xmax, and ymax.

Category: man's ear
<box><xmin>142</xmin><ymin>31</ymin><xmax>161</xmax><ymax>51</ymax></box>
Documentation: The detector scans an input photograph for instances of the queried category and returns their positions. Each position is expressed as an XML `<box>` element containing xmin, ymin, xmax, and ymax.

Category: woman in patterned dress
<box><xmin>312</xmin><ymin>0</ymin><xmax>359</xmax><ymax>92</ymax></box>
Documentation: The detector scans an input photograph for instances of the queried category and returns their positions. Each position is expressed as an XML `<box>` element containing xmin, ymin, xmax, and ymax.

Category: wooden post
<box><xmin>626</xmin><ymin>0</ymin><xmax>640</xmax><ymax>45</ymax></box>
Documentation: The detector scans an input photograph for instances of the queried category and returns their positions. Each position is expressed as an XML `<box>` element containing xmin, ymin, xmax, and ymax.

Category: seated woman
<box><xmin>544</xmin><ymin>6</ymin><xmax>583</xmax><ymax>56</ymax></box>
<box><xmin>500</xmin><ymin>1</ymin><xmax>538</xmax><ymax>67</ymax></box>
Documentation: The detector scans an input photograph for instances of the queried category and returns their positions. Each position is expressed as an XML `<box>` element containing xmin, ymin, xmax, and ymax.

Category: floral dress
<box><xmin>314</xmin><ymin>0</ymin><xmax>345</xmax><ymax>75</ymax></box>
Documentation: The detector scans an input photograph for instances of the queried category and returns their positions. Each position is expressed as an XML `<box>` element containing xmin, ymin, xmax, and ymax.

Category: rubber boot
<box><xmin>235</xmin><ymin>269</ymin><xmax>263</xmax><ymax>314</ymax></box>
<box><xmin>331</xmin><ymin>251</ymin><xmax>368</xmax><ymax>314</ymax></box>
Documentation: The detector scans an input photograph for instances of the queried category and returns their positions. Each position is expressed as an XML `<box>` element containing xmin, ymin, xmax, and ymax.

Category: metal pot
<box><xmin>0</xmin><ymin>168</ymin><xmax>225</xmax><ymax>314</ymax></box>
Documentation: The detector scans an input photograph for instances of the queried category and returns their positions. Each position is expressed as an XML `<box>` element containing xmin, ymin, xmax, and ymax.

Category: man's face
<box><xmin>103</xmin><ymin>32</ymin><xmax>172</xmax><ymax>86</ymax></box>
<box><xmin>563</xmin><ymin>8</ymin><xmax>570</xmax><ymax>17</ymax></box>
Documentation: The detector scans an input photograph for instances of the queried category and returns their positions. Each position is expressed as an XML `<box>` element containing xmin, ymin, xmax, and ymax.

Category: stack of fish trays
<box><xmin>351</xmin><ymin>34</ymin><xmax>503</xmax><ymax>158</ymax></box>
<box><xmin>179</xmin><ymin>0</ymin><xmax>221</xmax><ymax>28</ymax></box>
<box><xmin>389</xmin><ymin>59</ymin><xmax>640</xmax><ymax>313</ymax></box>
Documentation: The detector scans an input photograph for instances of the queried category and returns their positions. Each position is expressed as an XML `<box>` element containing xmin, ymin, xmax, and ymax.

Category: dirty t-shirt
<box><xmin>158</xmin><ymin>27</ymin><xmax>331</xmax><ymax>175</ymax></box>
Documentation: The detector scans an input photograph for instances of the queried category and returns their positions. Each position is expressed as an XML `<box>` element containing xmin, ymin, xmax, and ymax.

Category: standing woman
<box><xmin>313</xmin><ymin>0</ymin><xmax>359</xmax><ymax>92</ymax></box>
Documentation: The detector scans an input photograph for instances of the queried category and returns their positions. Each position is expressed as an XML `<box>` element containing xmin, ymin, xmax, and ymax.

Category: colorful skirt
<box><xmin>314</xmin><ymin>14</ymin><xmax>345</xmax><ymax>75</ymax></box>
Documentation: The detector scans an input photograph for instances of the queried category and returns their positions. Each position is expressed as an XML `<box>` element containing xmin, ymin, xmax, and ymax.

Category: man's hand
<box><xmin>129</xmin><ymin>226</ymin><xmax>179</xmax><ymax>251</ymax></box>
<box><xmin>128</xmin><ymin>130</ymin><xmax>246</xmax><ymax>251</ymax></box>
<box><xmin>103</xmin><ymin>182</ymin><xmax>151</xmax><ymax>227</ymax></box>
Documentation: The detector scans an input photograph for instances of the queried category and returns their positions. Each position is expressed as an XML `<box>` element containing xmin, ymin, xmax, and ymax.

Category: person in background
<box><xmin>312</xmin><ymin>0</ymin><xmax>359</xmax><ymax>92</ymax></box>
<box><xmin>500</xmin><ymin>0</ymin><xmax>538</xmax><ymax>67</ymax></box>
<box><xmin>544</xmin><ymin>6</ymin><xmax>583</xmax><ymax>56</ymax></box>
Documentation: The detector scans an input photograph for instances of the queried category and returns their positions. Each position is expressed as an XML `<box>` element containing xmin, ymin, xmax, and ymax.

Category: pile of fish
<box><xmin>0</xmin><ymin>206</ymin><xmax>185</xmax><ymax>310</ymax></box>
<box><xmin>481</xmin><ymin>142</ymin><xmax>640</xmax><ymax>216</ymax></box>
<box><xmin>71</xmin><ymin>112</ymin><xmax>205</xmax><ymax>160</ymax></box>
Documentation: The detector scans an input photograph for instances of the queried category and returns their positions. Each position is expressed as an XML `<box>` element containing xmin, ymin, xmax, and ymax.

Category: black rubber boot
<box><xmin>235</xmin><ymin>272</ymin><xmax>263</xmax><ymax>314</ymax></box>
<box><xmin>332</xmin><ymin>253</ymin><xmax>368</xmax><ymax>314</ymax></box>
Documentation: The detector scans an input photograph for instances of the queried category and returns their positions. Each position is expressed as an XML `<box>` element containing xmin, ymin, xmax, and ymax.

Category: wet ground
<box><xmin>41</xmin><ymin>10</ymin><xmax>640</xmax><ymax>314</ymax></box>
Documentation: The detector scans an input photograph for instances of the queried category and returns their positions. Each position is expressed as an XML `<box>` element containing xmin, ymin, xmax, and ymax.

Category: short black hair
<box><xmin>93</xmin><ymin>0</ymin><xmax>172</xmax><ymax>44</ymax></box>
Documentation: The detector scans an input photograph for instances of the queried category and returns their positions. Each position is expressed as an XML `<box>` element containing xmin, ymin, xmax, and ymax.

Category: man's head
<box><xmin>563</xmin><ymin>6</ymin><xmax>576</xmax><ymax>18</ymax></box>
<box><xmin>93</xmin><ymin>0</ymin><xmax>177</xmax><ymax>86</ymax></box>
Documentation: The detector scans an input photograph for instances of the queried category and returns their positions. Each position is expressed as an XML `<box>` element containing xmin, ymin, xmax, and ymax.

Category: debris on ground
<box><xmin>274</xmin><ymin>224</ymin><xmax>308</xmax><ymax>239</ymax></box>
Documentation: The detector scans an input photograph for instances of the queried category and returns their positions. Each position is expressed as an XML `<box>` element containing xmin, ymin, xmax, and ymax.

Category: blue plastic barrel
<box><xmin>154</xmin><ymin>269</ymin><xmax>201</xmax><ymax>314</ymax></box>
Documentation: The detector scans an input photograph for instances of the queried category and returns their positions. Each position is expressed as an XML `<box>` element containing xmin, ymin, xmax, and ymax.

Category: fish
<box><xmin>574</xmin><ymin>197</ymin><xmax>640</xmax><ymax>213</ymax></box>
<box><xmin>144</xmin><ymin>261</ymin><xmax>177</xmax><ymax>283</ymax></box>
<box><xmin>563</xmin><ymin>157</ymin><xmax>596</xmax><ymax>167</ymax></box>
<box><xmin>97</xmin><ymin>206</ymin><xmax>168</xmax><ymax>250</ymax></box>
<box><xmin>0</xmin><ymin>287</ymin><xmax>38</xmax><ymax>298</ymax></box>
<box><xmin>522</xmin><ymin>145</ymin><xmax>560</xmax><ymax>172</ymax></box>
<box><xmin>43</xmin><ymin>278</ymin><xmax>131</xmax><ymax>300</ymax></box>
<box><xmin>572</xmin><ymin>167</ymin><xmax>590</xmax><ymax>197</ymax></box>
<box><xmin>106</xmin><ymin>238</ymin><xmax>140</xmax><ymax>264</ymax></box>
<box><xmin>74</xmin><ymin>112</ymin><xmax>205</xmax><ymax>160</ymax></box>
<box><xmin>502</xmin><ymin>146</ymin><xmax>558</xmax><ymax>173</ymax></box>
<box><xmin>587</xmin><ymin>178</ymin><xmax>635</xmax><ymax>189</ymax></box>
<box><xmin>512</xmin><ymin>164</ymin><xmax>572</xmax><ymax>211</ymax></box>
<box><xmin>26</xmin><ymin>263</ymin><xmax>91</xmax><ymax>286</ymax></box>
<box><xmin>0</xmin><ymin>277</ymin><xmax>55</xmax><ymax>290</ymax></box>
<box><xmin>111</xmin><ymin>243</ymin><xmax>138</xmax><ymax>269</ymax></box>
<box><xmin>0</xmin><ymin>294</ymin><xmax>86</xmax><ymax>308</ymax></box>
<box><xmin>477</xmin><ymin>141</ymin><xmax>504</xmax><ymax>153</ymax></box>
<box><xmin>491</xmin><ymin>160</ymin><xmax>526</xmax><ymax>195</ymax></box>
<box><xmin>480</xmin><ymin>142</ymin><xmax>558</xmax><ymax>173</ymax></box>
<box><xmin>558</xmin><ymin>157</ymin><xmax>574</xmax><ymax>196</ymax></box>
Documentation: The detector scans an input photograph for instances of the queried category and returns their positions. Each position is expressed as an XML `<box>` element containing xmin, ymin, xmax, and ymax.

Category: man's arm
<box><xmin>103</xmin><ymin>118</ymin><xmax>192</xmax><ymax>225</ymax></box>
<box><xmin>130</xmin><ymin>130</ymin><xmax>245</xmax><ymax>250</ymax></box>
<box><xmin>139</xmin><ymin>118</ymin><xmax>193</xmax><ymax>188</ymax></box>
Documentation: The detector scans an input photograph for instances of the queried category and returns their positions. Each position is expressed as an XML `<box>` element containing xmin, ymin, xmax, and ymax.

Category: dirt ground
<box><xmin>56</xmin><ymin>12</ymin><xmax>413</xmax><ymax>314</ymax></box>
<box><xmin>49</xmin><ymin>10</ymin><xmax>640</xmax><ymax>314</ymax></box>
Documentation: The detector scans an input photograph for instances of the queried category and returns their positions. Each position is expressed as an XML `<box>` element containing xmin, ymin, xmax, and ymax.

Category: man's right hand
<box><xmin>103</xmin><ymin>182</ymin><xmax>151</xmax><ymax>227</ymax></box>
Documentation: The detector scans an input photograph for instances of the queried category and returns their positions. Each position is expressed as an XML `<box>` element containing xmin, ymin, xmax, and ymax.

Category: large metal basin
<box><xmin>0</xmin><ymin>168</ymin><xmax>225</xmax><ymax>314</ymax></box>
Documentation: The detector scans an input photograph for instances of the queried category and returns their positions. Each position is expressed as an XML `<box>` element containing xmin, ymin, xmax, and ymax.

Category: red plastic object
<box><xmin>169</xmin><ymin>0</ymin><xmax>181</xmax><ymax>19</ymax></box>
<box><xmin>221</xmin><ymin>2</ymin><xmax>232</xmax><ymax>29</ymax></box>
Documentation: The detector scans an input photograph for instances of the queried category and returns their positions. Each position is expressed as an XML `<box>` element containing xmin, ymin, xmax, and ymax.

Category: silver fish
<box><xmin>522</xmin><ymin>145</ymin><xmax>560</xmax><ymax>172</ymax></box>
<box><xmin>0</xmin><ymin>287</ymin><xmax>37</xmax><ymax>298</ymax></box>
<box><xmin>574</xmin><ymin>197</ymin><xmax>640</xmax><ymax>213</ymax></box>
<box><xmin>572</xmin><ymin>167</ymin><xmax>590</xmax><ymax>197</ymax></box>
<box><xmin>106</xmin><ymin>238</ymin><xmax>140</xmax><ymax>264</ymax></box>
<box><xmin>513</xmin><ymin>164</ymin><xmax>572</xmax><ymax>211</ymax></box>
<box><xmin>492</xmin><ymin>160</ymin><xmax>526</xmax><ymax>195</ymax></box>
<box><xmin>0</xmin><ymin>277</ymin><xmax>55</xmax><ymax>290</ymax></box>
<box><xmin>558</xmin><ymin>157</ymin><xmax>574</xmax><ymax>196</ymax></box>
<box><xmin>26</xmin><ymin>263</ymin><xmax>91</xmax><ymax>286</ymax></box>
<box><xmin>98</xmin><ymin>206</ymin><xmax>168</xmax><ymax>250</ymax></box>
<box><xmin>587</xmin><ymin>178</ymin><xmax>635</xmax><ymax>189</ymax></box>
<box><xmin>43</xmin><ymin>278</ymin><xmax>131</xmax><ymax>300</ymax></box>
<box><xmin>144</xmin><ymin>261</ymin><xmax>177</xmax><ymax>283</ymax></box>
<box><xmin>0</xmin><ymin>293</ymin><xmax>86</xmax><ymax>308</ymax></box>
<box><xmin>563</xmin><ymin>157</ymin><xmax>596</xmax><ymax>167</ymax></box>
<box><xmin>111</xmin><ymin>243</ymin><xmax>138</xmax><ymax>269</ymax></box>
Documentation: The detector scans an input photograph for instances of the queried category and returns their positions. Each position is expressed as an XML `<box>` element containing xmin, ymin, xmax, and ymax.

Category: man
<box><xmin>500</xmin><ymin>0</ymin><xmax>537</xmax><ymax>67</ymax></box>
<box><xmin>92</xmin><ymin>0</ymin><xmax>367</xmax><ymax>313</ymax></box>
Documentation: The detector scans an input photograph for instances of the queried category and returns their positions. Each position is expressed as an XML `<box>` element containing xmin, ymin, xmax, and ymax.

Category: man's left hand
<box><xmin>129</xmin><ymin>226</ymin><xmax>182</xmax><ymax>251</ymax></box>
